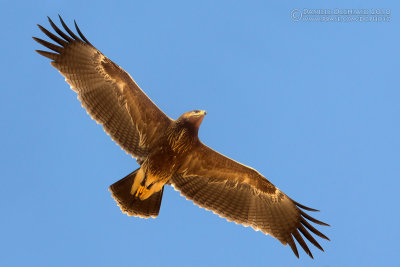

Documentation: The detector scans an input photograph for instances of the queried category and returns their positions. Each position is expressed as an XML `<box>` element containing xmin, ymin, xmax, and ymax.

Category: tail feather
<box><xmin>109</xmin><ymin>169</ymin><xmax>164</xmax><ymax>218</ymax></box>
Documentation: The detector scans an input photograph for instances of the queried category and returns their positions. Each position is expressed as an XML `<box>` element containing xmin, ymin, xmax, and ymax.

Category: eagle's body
<box><xmin>129</xmin><ymin>112</ymin><xmax>205</xmax><ymax>201</ymax></box>
<box><xmin>34</xmin><ymin>16</ymin><xmax>329</xmax><ymax>259</ymax></box>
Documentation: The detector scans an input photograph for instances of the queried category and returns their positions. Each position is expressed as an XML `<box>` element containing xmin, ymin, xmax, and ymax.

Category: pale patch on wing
<box><xmin>136</xmin><ymin>122</ymin><xmax>148</xmax><ymax>150</ymax></box>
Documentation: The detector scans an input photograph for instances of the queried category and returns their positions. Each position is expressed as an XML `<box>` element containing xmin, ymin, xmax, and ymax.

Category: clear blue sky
<box><xmin>1</xmin><ymin>1</ymin><xmax>399</xmax><ymax>266</ymax></box>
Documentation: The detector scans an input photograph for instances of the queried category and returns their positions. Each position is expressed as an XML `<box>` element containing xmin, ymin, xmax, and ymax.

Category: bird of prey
<box><xmin>34</xmin><ymin>16</ymin><xmax>329</xmax><ymax>258</ymax></box>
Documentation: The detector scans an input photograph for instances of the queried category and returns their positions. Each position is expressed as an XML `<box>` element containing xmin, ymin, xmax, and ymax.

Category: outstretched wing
<box><xmin>33</xmin><ymin>16</ymin><xmax>172</xmax><ymax>159</ymax></box>
<box><xmin>171</xmin><ymin>143</ymin><xmax>329</xmax><ymax>258</ymax></box>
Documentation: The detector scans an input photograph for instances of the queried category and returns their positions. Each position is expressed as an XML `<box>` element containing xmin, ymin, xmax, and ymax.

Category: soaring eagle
<box><xmin>34</xmin><ymin>16</ymin><xmax>329</xmax><ymax>258</ymax></box>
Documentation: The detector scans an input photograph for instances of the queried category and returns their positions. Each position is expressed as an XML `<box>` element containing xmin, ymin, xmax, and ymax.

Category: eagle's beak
<box><xmin>193</xmin><ymin>110</ymin><xmax>207</xmax><ymax>127</ymax></box>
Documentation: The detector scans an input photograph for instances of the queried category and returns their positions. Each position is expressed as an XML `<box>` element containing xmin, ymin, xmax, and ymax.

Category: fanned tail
<box><xmin>109</xmin><ymin>169</ymin><xmax>164</xmax><ymax>218</ymax></box>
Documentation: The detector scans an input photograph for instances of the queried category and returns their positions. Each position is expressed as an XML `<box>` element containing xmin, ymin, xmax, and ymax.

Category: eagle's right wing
<box><xmin>34</xmin><ymin>16</ymin><xmax>172</xmax><ymax>159</ymax></box>
<box><xmin>171</xmin><ymin>142</ymin><xmax>329</xmax><ymax>258</ymax></box>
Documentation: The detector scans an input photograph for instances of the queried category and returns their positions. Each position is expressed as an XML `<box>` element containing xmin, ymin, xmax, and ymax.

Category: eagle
<box><xmin>34</xmin><ymin>16</ymin><xmax>329</xmax><ymax>258</ymax></box>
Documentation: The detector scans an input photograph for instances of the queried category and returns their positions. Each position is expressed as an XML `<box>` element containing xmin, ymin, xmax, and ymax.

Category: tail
<box><xmin>109</xmin><ymin>168</ymin><xmax>164</xmax><ymax>218</ymax></box>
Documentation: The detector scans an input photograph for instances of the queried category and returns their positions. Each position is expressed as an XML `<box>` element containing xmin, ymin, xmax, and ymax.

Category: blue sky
<box><xmin>1</xmin><ymin>1</ymin><xmax>399</xmax><ymax>266</ymax></box>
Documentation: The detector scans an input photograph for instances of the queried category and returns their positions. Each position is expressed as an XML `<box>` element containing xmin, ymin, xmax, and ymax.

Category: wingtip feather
<box><xmin>286</xmin><ymin>235</ymin><xmax>299</xmax><ymax>258</ymax></box>
<box><xmin>35</xmin><ymin>50</ymin><xmax>58</xmax><ymax>60</ymax></box>
<box><xmin>37</xmin><ymin>23</ymin><xmax>68</xmax><ymax>46</ymax></box>
<box><xmin>300</xmin><ymin>217</ymin><xmax>330</xmax><ymax>241</ymax></box>
<box><xmin>48</xmin><ymin>15</ymin><xmax>73</xmax><ymax>42</ymax></box>
<box><xmin>298</xmin><ymin>224</ymin><xmax>324</xmax><ymax>252</ymax></box>
<box><xmin>33</xmin><ymin>37</ymin><xmax>63</xmax><ymax>53</ymax></box>
<box><xmin>292</xmin><ymin>230</ymin><xmax>313</xmax><ymax>259</ymax></box>
<box><xmin>74</xmin><ymin>19</ymin><xmax>92</xmax><ymax>45</ymax></box>
<box><xmin>300</xmin><ymin>210</ymin><xmax>330</xmax><ymax>226</ymax></box>
<box><xmin>293</xmin><ymin>200</ymin><xmax>320</xmax><ymax>212</ymax></box>
<box><xmin>58</xmin><ymin>15</ymin><xmax>81</xmax><ymax>41</ymax></box>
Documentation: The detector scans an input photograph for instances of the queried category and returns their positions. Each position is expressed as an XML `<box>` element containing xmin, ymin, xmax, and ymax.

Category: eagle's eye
<box><xmin>193</xmin><ymin>110</ymin><xmax>200</xmax><ymax>114</ymax></box>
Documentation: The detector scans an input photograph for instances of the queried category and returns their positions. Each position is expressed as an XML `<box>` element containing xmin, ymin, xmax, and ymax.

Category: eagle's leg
<box><xmin>139</xmin><ymin>179</ymin><xmax>166</xmax><ymax>200</ymax></box>
<box><xmin>109</xmin><ymin>169</ymin><xmax>164</xmax><ymax>218</ymax></box>
<box><xmin>137</xmin><ymin>172</ymin><xmax>167</xmax><ymax>200</ymax></box>
<box><xmin>130</xmin><ymin>166</ymin><xmax>170</xmax><ymax>200</ymax></box>
<box><xmin>130</xmin><ymin>168</ymin><xmax>146</xmax><ymax>195</ymax></box>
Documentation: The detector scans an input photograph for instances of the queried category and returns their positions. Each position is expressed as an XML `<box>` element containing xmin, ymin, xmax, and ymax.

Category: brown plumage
<box><xmin>34</xmin><ymin>16</ymin><xmax>330</xmax><ymax>259</ymax></box>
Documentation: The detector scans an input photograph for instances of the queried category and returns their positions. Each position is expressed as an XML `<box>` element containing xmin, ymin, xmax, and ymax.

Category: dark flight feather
<box><xmin>32</xmin><ymin>37</ymin><xmax>63</xmax><ymax>53</ymax></box>
<box><xmin>74</xmin><ymin>20</ymin><xmax>91</xmax><ymax>45</ymax></box>
<box><xmin>58</xmin><ymin>15</ymin><xmax>81</xmax><ymax>41</ymax></box>
<box><xmin>47</xmin><ymin>16</ymin><xmax>73</xmax><ymax>42</ymax></box>
<box><xmin>35</xmin><ymin>50</ymin><xmax>58</xmax><ymax>60</ymax></box>
<box><xmin>37</xmin><ymin>24</ymin><xmax>68</xmax><ymax>46</ymax></box>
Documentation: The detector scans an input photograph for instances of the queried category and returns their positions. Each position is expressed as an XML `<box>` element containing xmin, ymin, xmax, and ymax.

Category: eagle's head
<box><xmin>179</xmin><ymin>110</ymin><xmax>207</xmax><ymax>128</ymax></box>
<box><xmin>167</xmin><ymin>110</ymin><xmax>207</xmax><ymax>152</ymax></box>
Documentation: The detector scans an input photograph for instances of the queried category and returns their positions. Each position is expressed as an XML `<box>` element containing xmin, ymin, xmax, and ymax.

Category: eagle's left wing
<box><xmin>33</xmin><ymin>16</ymin><xmax>172</xmax><ymax>160</ymax></box>
<box><xmin>171</xmin><ymin>143</ymin><xmax>329</xmax><ymax>258</ymax></box>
